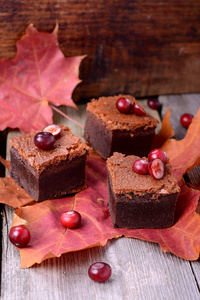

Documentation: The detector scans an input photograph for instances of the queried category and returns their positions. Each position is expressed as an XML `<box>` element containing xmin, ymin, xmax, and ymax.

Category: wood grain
<box><xmin>0</xmin><ymin>1</ymin><xmax>200</xmax><ymax>101</ymax></box>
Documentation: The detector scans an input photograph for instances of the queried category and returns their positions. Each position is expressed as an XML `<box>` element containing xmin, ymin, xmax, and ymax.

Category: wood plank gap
<box><xmin>190</xmin><ymin>261</ymin><xmax>200</xmax><ymax>293</ymax></box>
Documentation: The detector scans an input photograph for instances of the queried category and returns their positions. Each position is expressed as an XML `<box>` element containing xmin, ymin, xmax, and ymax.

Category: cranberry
<box><xmin>133</xmin><ymin>102</ymin><xmax>146</xmax><ymax>116</ymax></box>
<box><xmin>148</xmin><ymin>148</ymin><xmax>168</xmax><ymax>165</ymax></box>
<box><xmin>147</xmin><ymin>98</ymin><xmax>161</xmax><ymax>110</ymax></box>
<box><xmin>43</xmin><ymin>124</ymin><xmax>61</xmax><ymax>137</ymax></box>
<box><xmin>9</xmin><ymin>225</ymin><xmax>31</xmax><ymax>248</ymax></box>
<box><xmin>34</xmin><ymin>131</ymin><xmax>55</xmax><ymax>150</ymax></box>
<box><xmin>116</xmin><ymin>97</ymin><xmax>132</xmax><ymax>114</ymax></box>
<box><xmin>148</xmin><ymin>158</ymin><xmax>165</xmax><ymax>179</ymax></box>
<box><xmin>88</xmin><ymin>262</ymin><xmax>112</xmax><ymax>282</ymax></box>
<box><xmin>60</xmin><ymin>210</ymin><xmax>81</xmax><ymax>229</ymax></box>
<box><xmin>132</xmin><ymin>159</ymin><xmax>149</xmax><ymax>175</ymax></box>
<box><xmin>180</xmin><ymin>113</ymin><xmax>194</xmax><ymax>129</ymax></box>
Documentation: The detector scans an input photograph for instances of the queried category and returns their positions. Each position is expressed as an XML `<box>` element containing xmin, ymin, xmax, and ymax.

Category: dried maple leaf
<box><xmin>9</xmin><ymin>152</ymin><xmax>200</xmax><ymax>268</ymax></box>
<box><xmin>161</xmin><ymin>108</ymin><xmax>200</xmax><ymax>182</ymax></box>
<box><xmin>12</xmin><ymin>191</ymin><xmax>119</xmax><ymax>268</ymax></box>
<box><xmin>0</xmin><ymin>24</ymin><xmax>85</xmax><ymax>133</ymax></box>
<box><xmin>0</xmin><ymin>177</ymin><xmax>34</xmax><ymax>208</ymax></box>
<box><xmin>122</xmin><ymin>183</ymin><xmax>200</xmax><ymax>260</ymax></box>
<box><xmin>1</xmin><ymin>110</ymin><xmax>200</xmax><ymax>268</ymax></box>
<box><xmin>10</xmin><ymin>173</ymin><xmax>200</xmax><ymax>268</ymax></box>
<box><xmin>0</xmin><ymin>156</ymin><xmax>10</xmax><ymax>171</ymax></box>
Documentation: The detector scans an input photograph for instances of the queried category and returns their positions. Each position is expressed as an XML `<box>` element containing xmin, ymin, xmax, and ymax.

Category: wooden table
<box><xmin>1</xmin><ymin>1</ymin><xmax>200</xmax><ymax>100</ymax></box>
<box><xmin>0</xmin><ymin>94</ymin><xmax>200</xmax><ymax>300</ymax></box>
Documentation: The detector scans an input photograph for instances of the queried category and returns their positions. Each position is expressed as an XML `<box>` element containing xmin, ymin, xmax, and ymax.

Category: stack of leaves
<box><xmin>0</xmin><ymin>25</ymin><xmax>200</xmax><ymax>268</ymax></box>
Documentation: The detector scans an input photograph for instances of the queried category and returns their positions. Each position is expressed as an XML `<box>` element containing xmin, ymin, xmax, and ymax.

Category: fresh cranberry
<box><xmin>180</xmin><ymin>113</ymin><xmax>194</xmax><ymax>129</ymax></box>
<box><xmin>132</xmin><ymin>159</ymin><xmax>149</xmax><ymax>175</ymax></box>
<box><xmin>148</xmin><ymin>158</ymin><xmax>165</xmax><ymax>179</ymax></box>
<box><xmin>147</xmin><ymin>98</ymin><xmax>161</xmax><ymax>110</ymax></box>
<box><xmin>9</xmin><ymin>226</ymin><xmax>31</xmax><ymax>248</ymax></box>
<box><xmin>60</xmin><ymin>210</ymin><xmax>81</xmax><ymax>229</ymax></box>
<box><xmin>116</xmin><ymin>97</ymin><xmax>132</xmax><ymax>114</ymax></box>
<box><xmin>88</xmin><ymin>262</ymin><xmax>112</xmax><ymax>282</ymax></box>
<box><xmin>34</xmin><ymin>131</ymin><xmax>55</xmax><ymax>150</ymax></box>
<box><xmin>133</xmin><ymin>102</ymin><xmax>146</xmax><ymax>116</ymax></box>
<box><xmin>148</xmin><ymin>149</ymin><xmax>168</xmax><ymax>165</ymax></box>
<box><xmin>43</xmin><ymin>124</ymin><xmax>61</xmax><ymax>137</ymax></box>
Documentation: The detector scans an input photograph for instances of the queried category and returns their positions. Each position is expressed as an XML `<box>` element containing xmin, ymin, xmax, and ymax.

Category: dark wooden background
<box><xmin>0</xmin><ymin>0</ymin><xmax>200</xmax><ymax>102</ymax></box>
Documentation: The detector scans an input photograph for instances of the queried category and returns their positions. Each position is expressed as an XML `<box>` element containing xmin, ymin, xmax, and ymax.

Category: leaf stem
<box><xmin>50</xmin><ymin>104</ymin><xmax>84</xmax><ymax>128</ymax></box>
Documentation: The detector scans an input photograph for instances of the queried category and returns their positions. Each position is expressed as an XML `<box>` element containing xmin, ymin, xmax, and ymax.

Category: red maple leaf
<box><xmin>1</xmin><ymin>110</ymin><xmax>200</xmax><ymax>268</ymax></box>
<box><xmin>161</xmin><ymin>108</ymin><xmax>200</xmax><ymax>182</ymax></box>
<box><xmin>0</xmin><ymin>24</ymin><xmax>85</xmax><ymax>133</ymax></box>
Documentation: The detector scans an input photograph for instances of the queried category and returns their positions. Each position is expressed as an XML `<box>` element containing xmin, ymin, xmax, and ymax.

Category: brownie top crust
<box><xmin>10</xmin><ymin>125</ymin><xmax>88</xmax><ymax>171</ymax></box>
<box><xmin>107</xmin><ymin>152</ymin><xmax>180</xmax><ymax>197</ymax></box>
<box><xmin>86</xmin><ymin>95</ymin><xmax>159</xmax><ymax>131</ymax></box>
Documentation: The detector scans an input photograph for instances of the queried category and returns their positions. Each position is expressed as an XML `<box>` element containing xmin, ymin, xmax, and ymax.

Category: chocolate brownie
<box><xmin>107</xmin><ymin>152</ymin><xmax>180</xmax><ymax>229</ymax></box>
<box><xmin>84</xmin><ymin>95</ymin><xmax>159</xmax><ymax>159</ymax></box>
<box><xmin>9</xmin><ymin>125</ymin><xmax>88</xmax><ymax>201</ymax></box>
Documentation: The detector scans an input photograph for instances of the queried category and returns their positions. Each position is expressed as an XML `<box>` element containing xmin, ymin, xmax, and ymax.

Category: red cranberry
<box><xmin>60</xmin><ymin>210</ymin><xmax>81</xmax><ymax>229</ymax></box>
<box><xmin>180</xmin><ymin>113</ymin><xmax>194</xmax><ymax>129</ymax></box>
<box><xmin>43</xmin><ymin>124</ymin><xmax>61</xmax><ymax>137</ymax></box>
<box><xmin>147</xmin><ymin>98</ymin><xmax>161</xmax><ymax>110</ymax></box>
<box><xmin>116</xmin><ymin>97</ymin><xmax>132</xmax><ymax>114</ymax></box>
<box><xmin>88</xmin><ymin>262</ymin><xmax>112</xmax><ymax>282</ymax></box>
<box><xmin>133</xmin><ymin>102</ymin><xmax>146</xmax><ymax>116</ymax></box>
<box><xmin>9</xmin><ymin>226</ymin><xmax>31</xmax><ymax>248</ymax></box>
<box><xmin>148</xmin><ymin>158</ymin><xmax>165</xmax><ymax>179</ymax></box>
<box><xmin>132</xmin><ymin>159</ymin><xmax>149</xmax><ymax>175</ymax></box>
<box><xmin>148</xmin><ymin>149</ymin><xmax>168</xmax><ymax>165</ymax></box>
<box><xmin>34</xmin><ymin>131</ymin><xmax>55</xmax><ymax>150</ymax></box>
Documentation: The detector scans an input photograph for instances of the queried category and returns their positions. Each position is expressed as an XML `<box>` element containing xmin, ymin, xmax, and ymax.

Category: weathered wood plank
<box><xmin>0</xmin><ymin>1</ymin><xmax>200</xmax><ymax>100</ymax></box>
<box><xmin>1</xmin><ymin>205</ymin><xmax>200</xmax><ymax>300</ymax></box>
<box><xmin>190</xmin><ymin>260</ymin><xmax>200</xmax><ymax>291</ymax></box>
<box><xmin>1</xmin><ymin>99</ymin><xmax>200</xmax><ymax>300</ymax></box>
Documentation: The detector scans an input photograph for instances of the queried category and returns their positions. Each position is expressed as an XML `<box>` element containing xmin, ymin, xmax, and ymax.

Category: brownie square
<box><xmin>107</xmin><ymin>152</ymin><xmax>180</xmax><ymax>229</ymax></box>
<box><xmin>9</xmin><ymin>125</ymin><xmax>88</xmax><ymax>201</ymax></box>
<box><xmin>84</xmin><ymin>95</ymin><xmax>159</xmax><ymax>159</ymax></box>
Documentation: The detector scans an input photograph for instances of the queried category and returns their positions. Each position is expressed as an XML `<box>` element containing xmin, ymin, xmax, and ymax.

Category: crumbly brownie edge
<box><xmin>10</xmin><ymin>146</ymin><xmax>39</xmax><ymax>200</ymax></box>
<box><xmin>84</xmin><ymin>111</ymin><xmax>112</xmax><ymax>159</ymax></box>
<box><xmin>10</xmin><ymin>146</ymin><xmax>88</xmax><ymax>201</ymax></box>
<box><xmin>84</xmin><ymin>111</ymin><xmax>156</xmax><ymax>159</ymax></box>
<box><xmin>107</xmin><ymin>170</ymin><xmax>179</xmax><ymax>229</ymax></box>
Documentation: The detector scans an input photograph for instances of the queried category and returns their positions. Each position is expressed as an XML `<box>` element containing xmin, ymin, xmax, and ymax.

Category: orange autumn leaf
<box><xmin>0</xmin><ymin>24</ymin><xmax>85</xmax><ymax>133</ymax></box>
<box><xmin>0</xmin><ymin>177</ymin><xmax>34</xmax><ymax>208</ymax></box>
<box><xmin>12</xmin><ymin>191</ymin><xmax>120</xmax><ymax>268</ymax></box>
<box><xmin>123</xmin><ymin>183</ymin><xmax>200</xmax><ymax>260</ymax></box>
<box><xmin>161</xmin><ymin>108</ymin><xmax>200</xmax><ymax>182</ymax></box>
<box><xmin>1</xmin><ymin>109</ymin><xmax>200</xmax><ymax>267</ymax></box>
<box><xmin>0</xmin><ymin>156</ymin><xmax>10</xmax><ymax>171</ymax></box>
<box><xmin>0</xmin><ymin>159</ymin><xmax>34</xmax><ymax>208</ymax></box>
<box><xmin>9</xmin><ymin>151</ymin><xmax>200</xmax><ymax>268</ymax></box>
<box><xmin>11</xmin><ymin>174</ymin><xmax>200</xmax><ymax>268</ymax></box>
